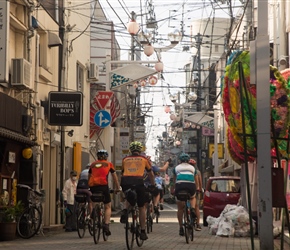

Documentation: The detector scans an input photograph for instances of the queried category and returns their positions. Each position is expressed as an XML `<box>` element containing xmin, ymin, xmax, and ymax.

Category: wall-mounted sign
<box><xmin>48</xmin><ymin>91</ymin><xmax>83</xmax><ymax>126</ymax></box>
<box><xmin>8</xmin><ymin>152</ymin><xmax>16</xmax><ymax>163</ymax></box>
<box><xmin>208</xmin><ymin>143</ymin><xmax>224</xmax><ymax>159</ymax></box>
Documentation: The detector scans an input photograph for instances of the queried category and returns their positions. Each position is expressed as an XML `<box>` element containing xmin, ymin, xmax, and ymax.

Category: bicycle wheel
<box><xmin>77</xmin><ymin>206</ymin><xmax>86</xmax><ymax>238</ymax></box>
<box><xmin>184</xmin><ymin>207</ymin><xmax>189</xmax><ymax>244</ymax></box>
<box><xmin>146</xmin><ymin>205</ymin><xmax>151</xmax><ymax>234</ymax></box>
<box><xmin>102</xmin><ymin>214</ymin><xmax>109</xmax><ymax>241</ymax></box>
<box><xmin>189</xmin><ymin>215</ymin><xmax>194</xmax><ymax>242</ymax></box>
<box><xmin>136</xmin><ymin>221</ymin><xmax>144</xmax><ymax>247</ymax></box>
<box><xmin>88</xmin><ymin>218</ymin><xmax>93</xmax><ymax>236</ymax></box>
<box><xmin>93</xmin><ymin>207</ymin><xmax>101</xmax><ymax>244</ymax></box>
<box><xmin>125</xmin><ymin>210</ymin><xmax>135</xmax><ymax>250</ymax></box>
<box><xmin>17</xmin><ymin>206</ymin><xmax>42</xmax><ymax>239</ymax></box>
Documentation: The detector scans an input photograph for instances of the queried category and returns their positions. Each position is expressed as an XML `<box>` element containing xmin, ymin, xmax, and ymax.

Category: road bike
<box><xmin>16</xmin><ymin>184</ymin><xmax>45</xmax><ymax>239</ymax></box>
<box><xmin>90</xmin><ymin>190</ymin><xmax>114</xmax><ymax>244</ymax></box>
<box><xmin>74</xmin><ymin>194</ymin><xmax>93</xmax><ymax>238</ymax></box>
<box><xmin>177</xmin><ymin>190</ymin><xmax>196</xmax><ymax>244</ymax></box>
<box><xmin>124</xmin><ymin>187</ymin><xmax>144</xmax><ymax>250</ymax></box>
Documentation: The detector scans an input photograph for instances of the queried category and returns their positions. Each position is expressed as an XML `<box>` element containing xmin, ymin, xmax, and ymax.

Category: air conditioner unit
<box><xmin>11</xmin><ymin>58</ymin><xmax>32</xmax><ymax>89</ymax></box>
<box><xmin>88</xmin><ymin>63</ymin><xmax>99</xmax><ymax>81</ymax></box>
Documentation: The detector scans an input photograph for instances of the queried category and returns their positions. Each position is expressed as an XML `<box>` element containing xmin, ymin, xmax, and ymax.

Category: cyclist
<box><xmin>120</xmin><ymin>141</ymin><xmax>155</xmax><ymax>241</ymax></box>
<box><xmin>88</xmin><ymin>149</ymin><xmax>121</xmax><ymax>236</ymax></box>
<box><xmin>151</xmin><ymin>158</ymin><xmax>171</xmax><ymax>211</ymax></box>
<box><xmin>173</xmin><ymin>153</ymin><xmax>199</xmax><ymax>236</ymax></box>
<box><xmin>189</xmin><ymin>158</ymin><xmax>202</xmax><ymax>231</ymax></box>
<box><xmin>76</xmin><ymin>163</ymin><xmax>93</xmax><ymax>216</ymax></box>
<box><xmin>143</xmin><ymin>157</ymin><xmax>171</xmax><ymax>213</ymax></box>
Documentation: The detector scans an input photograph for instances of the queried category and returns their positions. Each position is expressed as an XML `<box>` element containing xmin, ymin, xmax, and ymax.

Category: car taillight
<box><xmin>203</xmin><ymin>190</ymin><xmax>210</xmax><ymax>203</ymax></box>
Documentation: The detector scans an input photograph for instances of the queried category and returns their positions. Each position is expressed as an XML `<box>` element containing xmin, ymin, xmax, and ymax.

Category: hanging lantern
<box><xmin>184</xmin><ymin>122</ymin><xmax>190</xmax><ymax>128</ymax></box>
<box><xmin>155</xmin><ymin>61</ymin><xmax>164</xmax><ymax>72</ymax></box>
<box><xmin>22</xmin><ymin>147</ymin><xmax>33</xmax><ymax>159</ymax></box>
<box><xmin>140</xmin><ymin>79</ymin><xmax>147</xmax><ymax>87</ymax></box>
<box><xmin>148</xmin><ymin>75</ymin><xmax>158</xmax><ymax>85</ymax></box>
<box><xmin>170</xmin><ymin>113</ymin><xmax>176</xmax><ymax>120</ymax></box>
<box><xmin>164</xmin><ymin>105</ymin><xmax>171</xmax><ymax>113</ymax></box>
<box><xmin>127</xmin><ymin>20</ymin><xmax>140</xmax><ymax>35</ymax></box>
<box><xmin>175</xmin><ymin>140</ymin><xmax>181</xmax><ymax>146</ymax></box>
<box><xmin>133</xmin><ymin>82</ymin><xmax>138</xmax><ymax>88</ymax></box>
<box><xmin>191</xmin><ymin>123</ymin><xmax>196</xmax><ymax>129</ymax></box>
<box><xmin>144</xmin><ymin>44</ymin><xmax>154</xmax><ymax>56</ymax></box>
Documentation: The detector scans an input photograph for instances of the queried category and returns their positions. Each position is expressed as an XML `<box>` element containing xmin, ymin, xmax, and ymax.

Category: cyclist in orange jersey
<box><xmin>88</xmin><ymin>149</ymin><xmax>121</xmax><ymax>236</ymax></box>
<box><xmin>120</xmin><ymin>141</ymin><xmax>155</xmax><ymax>241</ymax></box>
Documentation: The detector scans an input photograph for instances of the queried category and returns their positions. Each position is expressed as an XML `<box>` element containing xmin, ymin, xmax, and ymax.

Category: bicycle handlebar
<box><xmin>17</xmin><ymin>184</ymin><xmax>44</xmax><ymax>197</ymax></box>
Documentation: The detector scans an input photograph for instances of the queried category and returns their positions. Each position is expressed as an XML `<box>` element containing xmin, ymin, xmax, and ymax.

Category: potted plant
<box><xmin>0</xmin><ymin>201</ymin><xmax>24</xmax><ymax>241</ymax></box>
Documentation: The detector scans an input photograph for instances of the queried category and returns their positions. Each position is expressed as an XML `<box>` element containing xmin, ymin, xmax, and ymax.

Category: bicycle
<box><xmin>90</xmin><ymin>190</ymin><xmax>114</xmax><ymax>244</ymax></box>
<box><xmin>74</xmin><ymin>194</ymin><xmax>93</xmax><ymax>238</ymax></box>
<box><xmin>16</xmin><ymin>184</ymin><xmax>45</xmax><ymax>239</ymax></box>
<box><xmin>177</xmin><ymin>190</ymin><xmax>196</xmax><ymax>244</ymax></box>
<box><xmin>123</xmin><ymin>187</ymin><xmax>144</xmax><ymax>250</ymax></box>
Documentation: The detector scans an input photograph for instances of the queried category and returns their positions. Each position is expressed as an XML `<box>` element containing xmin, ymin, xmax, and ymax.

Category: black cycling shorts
<box><xmin>90</xmin><ymin>185</ymin><xmax>111</xmax><ymax>204</ymax></box>
<box><xmin>121</xmin><ymin>176</ymin><xmax>146</xmax><ymax>207</ymax></box>
<box><xmin>174</xmin><ymin>182</ymin><xmax>196</xmax><ymax>200</ymax></box>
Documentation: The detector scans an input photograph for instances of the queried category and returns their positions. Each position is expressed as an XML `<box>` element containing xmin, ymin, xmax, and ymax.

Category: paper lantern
<box><xmin>164</xmin><ymin>106</ymin><xmax>171</xmax><ymax>113</ymax></box>
<box><xmin>22</xmin><ymin>148</ymin><xmax>33</xmax><ymax>159</ymax></box>
<box><xmin>127</xmin><ymin>20</ymin><xmax>139</xmax><ymax>35</ymax></box>
<box><xmin>170</xmin><ymin>114</ymin><xmax>176</xmax><ymax>120</ymax></box>
<box><xmin>133</xmin><ymin>82</ymin><xmax>138</xmax><ymax>88</ymax></box>
<box><xmin>155</xmin><ymin>61</ymin><xmax>164</xmax><ymax>72</ymax></box>
<box><xmin>144</xmin><ymin>44</ymin><xmax>154</xmax><ymax>56</ymax></box>
<box><xmin>148</xmin><ymin>76</ymin><xmax>158</xmax><ymax>86</ymax></box>
<box><xmin>175</xmin><ymin>140</ymin><xmax>181</xmax><ymax>146</ymax></box>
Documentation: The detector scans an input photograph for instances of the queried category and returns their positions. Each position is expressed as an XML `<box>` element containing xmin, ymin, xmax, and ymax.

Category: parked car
<box><xmin>202</xmin><ymin>176</ymin><xmax>241</xmax><ymax>226</ymax></box>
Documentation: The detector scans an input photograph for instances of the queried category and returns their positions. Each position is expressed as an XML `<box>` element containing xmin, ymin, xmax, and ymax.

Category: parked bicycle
<box><xmin>123</xmin><ymin>186</ymin><xmax>144</xmax><ymax>250</ymax></box>
<box><xmin>177</xmin><ymin>190</ymin><xmax>196</xmax><ymax>243</ymax></box>
<box><xmin>16</xmin><ymin>184</ymin><xmax>45</xmax><ymax>239</ymax></box>
<box><xmin>90</xmin><ymin>190</ymin><xmax>114</xmax><ymax>244</ymax></box>
<box><xmin>74</xmin><ymin>194</ymin><xmax>93</xmax><ymax>238</ymax></box>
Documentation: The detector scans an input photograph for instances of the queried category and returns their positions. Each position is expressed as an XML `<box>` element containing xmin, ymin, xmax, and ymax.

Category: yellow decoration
<box><xmin>229</xmin><ymin>86</ymin><xmax>239</xmax><ymax>113</ymax></box>
<box><xmin>22</xmin><ymin>148</ymin><xmax>33</xmax><ymax>159</ymax></box>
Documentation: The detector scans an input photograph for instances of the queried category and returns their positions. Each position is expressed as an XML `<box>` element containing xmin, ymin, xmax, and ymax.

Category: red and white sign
<box><xmin>96</xmin><ymin>91</ymin><xmax>113</xmax><ymax>109</ymax></box>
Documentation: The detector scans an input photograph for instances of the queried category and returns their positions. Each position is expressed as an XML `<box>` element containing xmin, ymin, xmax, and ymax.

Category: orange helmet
<box><xmin>189</xmin><ymin>158</ymin><xmax>196</xmax><ymax>165</ymax></box>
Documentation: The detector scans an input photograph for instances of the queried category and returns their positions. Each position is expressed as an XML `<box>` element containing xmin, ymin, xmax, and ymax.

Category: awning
<box><xmin>185</xmin><ymin>113</ymin><xmax>214</xmax><ymax>127</ymax></box>
<box><xmin>0</xmin><ymin>127</ymin><xmax>38</xmax><ymax>146</ymax></box>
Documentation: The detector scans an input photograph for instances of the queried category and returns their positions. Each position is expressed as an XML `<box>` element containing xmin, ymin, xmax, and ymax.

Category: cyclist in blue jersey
<box><xmin>173</xmin><ymin>153</ymin><xmax>199</xmax><ymax>236</ymax></box>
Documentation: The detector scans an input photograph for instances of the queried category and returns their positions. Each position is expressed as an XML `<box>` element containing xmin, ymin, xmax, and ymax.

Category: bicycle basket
<box><xmin>176</xmin><ymin>190</ymin><xmax>190</xmax><ymax>201</ymax></box>
<box><xmin>125</xmin><ymin>189</ymin><xmax>137</xmax><ymax>206</ymax></box>
<box><xmin>74</xmin><ymin>194</ymin><xmax>87</xmax><ymax>203</ymax></box>
<box><xmin>91</xmin><ymin>192</ymin><xmax>104</xmax><ymax>202</ymax></box>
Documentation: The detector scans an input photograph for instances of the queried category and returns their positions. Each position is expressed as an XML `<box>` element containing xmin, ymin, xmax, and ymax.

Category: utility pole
<box><xmin>195</xmin><ymin>33</ymin><xmax>202</xmax><ymax>176</ymax></box>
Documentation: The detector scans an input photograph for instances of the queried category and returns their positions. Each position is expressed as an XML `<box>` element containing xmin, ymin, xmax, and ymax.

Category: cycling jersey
<box><xmin>122</xmin><ymin>155</ymin><xmax>152</xmax><ymax>177</ymax></box>
<box><xmin>88</xmin><ymin>160</ymin><xmax>115</xmax><ymax>186</ymax></box>
<box><xmin>173</xmin><ymin>162</ymin><xmax>197</xmax><ymax>183</ymax></box>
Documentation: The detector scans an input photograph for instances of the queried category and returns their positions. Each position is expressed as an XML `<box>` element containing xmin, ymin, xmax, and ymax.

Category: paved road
<box><xmin>0</xmin><ymin>203</ymin><xmax>289</xmax><ymax>250</ymax></box>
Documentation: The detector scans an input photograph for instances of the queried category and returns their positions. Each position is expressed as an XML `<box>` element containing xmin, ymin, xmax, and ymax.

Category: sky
<box><xmin>98</xmin><ymin>0</ymin><xmax>243</xmax><ymax>160</ymax></box>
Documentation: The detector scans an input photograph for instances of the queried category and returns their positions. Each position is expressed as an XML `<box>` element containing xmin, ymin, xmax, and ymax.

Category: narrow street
<box><xmin>0</xmin><ymin>203</ymin><xmax>288</xmax><ymax>250</ymax></box>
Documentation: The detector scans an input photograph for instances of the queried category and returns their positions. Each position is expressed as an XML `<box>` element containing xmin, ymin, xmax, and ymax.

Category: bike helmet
<box><xmin>129</xmin><ymin>141</ymin><xmax>143</xmax><ymax>153</ymax></box>
<box><xmin>179</xmin><ymin>153</ymin><xmax>190</xmax><ymax>162</ymax></box>
<box><xmin>97</xmin><ymin>149</ymin><xmax>108</xmax><ymax>160</ymax></box>
<box><xmin>189</xmin><ymin>158</ymin><xmax>196</xmax><ymax>165</ymax></box>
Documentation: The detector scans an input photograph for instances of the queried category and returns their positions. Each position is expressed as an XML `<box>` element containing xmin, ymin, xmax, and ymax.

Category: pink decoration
<box><xmin>164</xmin><ymin>106</ymin><xmax>171</xmax><ymax>113</ymax></box>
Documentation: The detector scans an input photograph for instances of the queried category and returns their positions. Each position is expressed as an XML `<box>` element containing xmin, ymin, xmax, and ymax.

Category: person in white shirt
<box><xmin>62</xmin><ymin>170</ymin><xmax>78</xmax><ymax>232</ymax></box>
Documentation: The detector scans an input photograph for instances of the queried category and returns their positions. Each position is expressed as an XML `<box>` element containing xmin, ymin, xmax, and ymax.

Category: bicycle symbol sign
<box><xmin>94</xmin><ymin>110</ymin><xmax>112</xmax><ymax>128</ymax></box>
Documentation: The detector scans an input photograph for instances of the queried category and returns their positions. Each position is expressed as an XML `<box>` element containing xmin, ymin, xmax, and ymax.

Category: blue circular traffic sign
<box><xmin>94</xmin><ymin>110</ymin><xmax>112</xmax><ymax>128</ymax></box>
